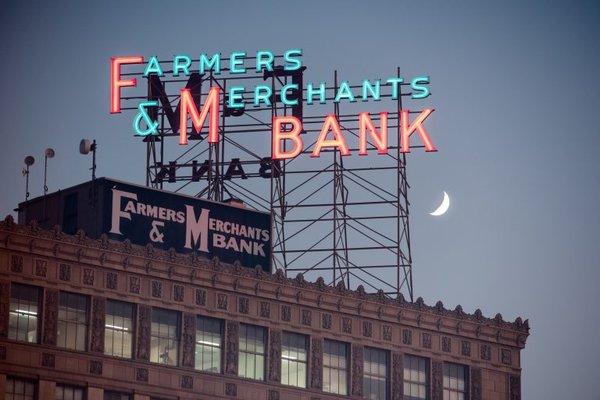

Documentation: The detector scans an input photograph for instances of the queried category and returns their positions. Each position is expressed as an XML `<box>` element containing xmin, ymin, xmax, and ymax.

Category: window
<box><xmin>57</xmin><ymin>292</ymin><xmax>88</xmax><ymax>351</ymax></box>
<box><xmin>363</xmin><ymin>347</ymin><xmax>388</xmax><ymax>400</ymax></box>
<box><xmin>104</xmin><ymin>300</ymin><xmax>134</xmax><ymax>358</ymax></box>
<box><xmin>9</xmin><ymin>283</ymin><xmax>40</xmax><ymax>343</ymax></box>
<box><xmin>443</xmin><ymin>363</ymin><xmax>467</xmax><ymax>400</ymax></box>
<box><xmin>323</xmin><ymin>339</ymin><xmax>348</xmax><ymax>395</ymax></box>
<box><xmin>150</xmin><ymin>308</ymin><xmax>180</xmax><ymax>366</ymax></box>
<box><xmin>281</xmin><ymin>332</ymin><xmax>308</xmax><ymax>388</ymax></box>
<box><xmin>238</xmin><ymin>324</ymin><xmax>266</xmax><ymax>381</ymax></box>
<box><xmin>55</xmin><ymin>385</ymin><xmax>84</xmax><ymax>400</ymax></box>
<box><xmin>404</xmin><ymin>355</ymin><xmax>429</xmax><ymax>400</ymax></box>
<box><xmin>5</xmin><ymin>378</ymin><xmax>35</xmax><ymax>400</ymax></box>
<box><xmin>103</xmin><ymin>392</ymin><xmax>130</xmax><ymax>400</ymax></box>
<box><xmin>195</xmin><ymin>316</ymin><xmax>222</xmax><ymax>373</ymax></box>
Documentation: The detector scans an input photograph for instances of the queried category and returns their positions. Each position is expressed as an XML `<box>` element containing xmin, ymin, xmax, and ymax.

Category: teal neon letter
<box><xmin>334</xmin><ymin>81</ymin><xmax>356</xmax><ymax>103</ymax></box>
<box><xmin>143</xmin><ymin>56</ymin><xmax>164</xmax><ymax>77</ymax></box>
<box><xmin>199</xmin><ymin>53</ymin><xmax>221</xmax><ymax>74</ymax></box>
<box><xmin>361</xmin><ymin>79</ymin><xmax>381</xmax><ymax>101</ymax></box>
<box><xmin>256</xmin><ymin>50</ymin><xmax>274</xmax><ymax>72</ymax></box>
<box><xmin>306</xmin><ymin>83</ymin><xmax>326</xmax><ymax>104</ymax></box>
<box><xmin>284</xmin><ymin>49</ymin><xmax>302</xmax><ymax>71</ymax></box>
<box><xmin>254</xmin><ymin>85</ymin><xmax>272</xmax><ymax>106</ymax></box>
<box><xmin>281</xmin><ymin>84</ymin><xmax>299</xmax><ymax>106</ymax></box>
<box><xmin>230</xmin><ymin>51</ymin><xmax>246</xmax><ymax>74</ymax></box>
<box><xmin>410</xmin><ymin>76</ymin><xmax>430</xmax><ymax>99</ymax></box>
<box><xmin>173</xmin><ymin>55</ymin><xmax>192</xmax><ymax>77</ymax></box>
<box><xmin>386</xmin><ymin>78</ymin><xmax>404</xmax><ymax>99</ymax></box>
<box><xmin>228</xmin><ymin>86</ymin><xmax>245</xmax><ymax>108</ymax></box>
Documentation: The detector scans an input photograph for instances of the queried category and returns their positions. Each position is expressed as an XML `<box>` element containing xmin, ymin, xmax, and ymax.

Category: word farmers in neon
<box><xmin>109</xmin><ymin>49</ymin><xmax>438</xmax><ymax>160</ymax></box>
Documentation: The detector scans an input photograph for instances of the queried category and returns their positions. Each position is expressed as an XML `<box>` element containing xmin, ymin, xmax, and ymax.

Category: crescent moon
<box><xmin>430</xmin><ymin>191</ymin><xmax>450</xmax><ymax>216</ymax></box>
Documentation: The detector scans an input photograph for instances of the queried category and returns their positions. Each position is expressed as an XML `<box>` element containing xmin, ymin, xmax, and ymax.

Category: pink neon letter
<box><xmin>400</xmin><ymin>109</ymin><xmax>436</xmax><ymax>153</ymax></box>
<box><xmin>179</xmin><ymin>86</ymin><xmax>221</xmax><ymax>145</ymax></box>
<box><xmin>311</xmin><ymin>115</ymin><xmax>350</xmax><ymax>158</ymax></box>
<box><xmin>272</xmin><ymin>116</ymin><xmax>303</xmax><ymax>160</ymax></box>
<box><xmin>358</xmin><ymin>112</ymin><xmax>388</xmax><ymax>155</ymax></box>
<box><xmin>110</xmin><ymin>56</ymin><xmax>144</xmax><ymax>114</ymax></box>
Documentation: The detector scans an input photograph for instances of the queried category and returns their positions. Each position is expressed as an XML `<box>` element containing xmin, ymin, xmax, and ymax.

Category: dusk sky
<box><xmin>1</xmin><ymin>1</ymin><xmax>599</xmax><ymax>398</ymax></box>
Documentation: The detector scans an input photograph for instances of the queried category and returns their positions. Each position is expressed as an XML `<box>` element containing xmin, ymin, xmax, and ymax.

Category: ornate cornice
<box><xmin>0</xmin><ymin>215</ymin><xmax>530</xmax><ymax>343</ymax></box>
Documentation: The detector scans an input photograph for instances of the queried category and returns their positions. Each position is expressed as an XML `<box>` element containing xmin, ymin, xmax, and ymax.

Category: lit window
<box><xmin>150</xmin><ymin>308</ymin><xmax>180</xmax><ymax>366</ymax></box>
<box><xmin>363</xmin><ymin>347</ymin><xmax>388</xmax><ymax>400</ymax></box>
<box><xmin>9</xmin><ymin>283</ymin><xmax>39</xmax><ymax>343</ymax></box>
<box><xmin>281</xmin><ymin>332</ymin><xmax>308</xmax><ymax>388</ymax></box>
<box><xmin>323</xmin><ymin>339</ymin><xmax>348</xmax><ymax>395</ymax></box>
<box><xmin>195</xmin><ymin>316</ymin><xmax>222</xmax><ymax>373</ymax></box>
<box><xmin>5</xmin><ymin>378</ymin><xmax>35</xmax><ymax>400</ymax></box>
<box><xmin>57</xmin><ymin>292</ymin><xmax>88</xmax><ymax>351</ymax></box>
<box><xmin>404</xmin><ymin>355</ymin><xmax>429</xmax><ymax>400</ymax></box>
<box><xmin>104</xmin><ymin>391</ymin><xmax>130</xmax><ymax>400</ymax></box>
<box><xmin>238</xmin><ymin>324</ymin><xmax>266</xmax><ymax>381</ymax></box>
<box><xmin>443</xmin><ymin>363</ymin><xmax>467</xmax><ymax>400</ymax></box>
<box><xmin>104</xmin><ymin>300</ymin><xmax>134</xmax><ymax>358</ymax></box>
<box><xmin>55</xmin><ymin>384</ymin><xmax>84</xmax><ymax>400</ymax></box>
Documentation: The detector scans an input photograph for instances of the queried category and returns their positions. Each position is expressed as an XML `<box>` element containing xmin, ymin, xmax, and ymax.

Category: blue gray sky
<box><xmin>1</xmin><ymin>1</ymin><xmax>599</xmax><ymax>398</ymax></box>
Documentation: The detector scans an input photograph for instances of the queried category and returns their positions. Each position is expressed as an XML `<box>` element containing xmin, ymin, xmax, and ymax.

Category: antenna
<box><xmin>79</xmin><ymin>139</ymin><xmax>97</xmax><ymax>180</ymax></box>
<box><xmin>43</xmin><ymin>148</ymin><xmax>55</xmax><ymax>196</ymax></box>
<box><xmin>22</xmin><ymin>156</ymin><xmax>35</xmax><ymax>201</ymax></box>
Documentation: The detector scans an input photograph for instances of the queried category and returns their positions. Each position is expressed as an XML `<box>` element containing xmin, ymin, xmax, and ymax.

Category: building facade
<box><xmin>0</xmin><ymin>216</ymin><xmax>529</xmax><ymax>400</ymax></box>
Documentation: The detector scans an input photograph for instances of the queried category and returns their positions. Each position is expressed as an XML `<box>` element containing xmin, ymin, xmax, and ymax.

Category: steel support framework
<box><xmin>119</xmin><ymin>57</ymin><xmax>419</xmax><ymax>300</ymax></box>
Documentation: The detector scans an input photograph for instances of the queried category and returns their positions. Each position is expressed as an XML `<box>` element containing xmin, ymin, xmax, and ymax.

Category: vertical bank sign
<box><xmin>104</xmin><ymin>180</ymin><xmax>271</xmax><ymax>271</ymax></box>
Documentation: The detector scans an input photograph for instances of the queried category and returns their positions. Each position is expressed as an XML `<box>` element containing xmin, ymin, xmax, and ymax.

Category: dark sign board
<box><xmin>17</xmin><ymin>178</ymin><xmax>271</xmax><ymax>272</ymax></box>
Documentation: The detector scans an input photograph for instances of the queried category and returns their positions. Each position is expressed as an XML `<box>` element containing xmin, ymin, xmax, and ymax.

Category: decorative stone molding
<box><xmin>442</xmin><ymin>336</ymin><xmax>451</xmax><ymax>353</ymax></box>
<box><xmin>0</xmin><ymin>345</ymin><xmax>5</xmax><ymax>360</ymax></box>
<box><xmin>321</xmin><ymin>313</ymin><xmax>332</xmax><ymax>330</ymax></box>
<box><xmin>42</xmin><ymin>288</ymin><xmax>58</xmax><ymax>346</ymax></box>
<box><xmin>268</xmin><ymin>330</ymin><xmax>282</xmax><ymax>383</ymax></box>
<box><xmin>362</xmin><ymin>321</ymin><xmax>373</xmax><ymax>338</ymax></box>
<box><xmin>238</xmin><ymin>297</ymin><xmax>249</xmax><ymax>314</ymax></box>
<box><xmin>90</xmin><ymin>297</ymin><xmax>105</xmax><ymax>353</ymax></box>
<box><xmin>10</xmin><ymin>254</ymin><xmax>23</xmax><ymax>273</ymax></box>
<box><xmin>136</xmin><ymin>305</ymin><xmax>151</xmax><ymax>361</ymax></box>
<box><xmin>260</xmin><ymin>301</ymin><xmax>271</xmax><ymax>319</ymax></box>
<box><xmin>509</xmin><ymin>374</ymin><xmax>521</xmax><ymax>400</ymax></box>
<box><xmin>342</xmin><ymin>317</ymin><xmax>352</xmax><ymax>334</ymax></box>
<box><xmin>218</xmin><ymin>293</ymin><xmax>229</xmax><ymax>310</ymax></box>
<box><xmin>59</xmin><ymin>263</ymin><xmax>71</xmax><ymax>281</ymax></box>
<box><xmin>89</xmin><ymin>360</ymin><xmax>103</xmax><ymax>375</ymax></box>
<box><xmin>382</xmin><ymin>324</ymin><xmax>392</xmax><ymax>341</ymax></box>
<box><xmin>196</xmin><ymin>289</ymin><xmax>206</xmax><ymax>306</ymax></box>
<box><xmin>403</xmin><ymin>329</ymin><xmax>412</xmax><ymax>345</ymax></box>
<box><xmin>432</xmin><ymin>360</ymin><xmax>443</xmax><ymax>400</ymax></box>
<box><xmin>0</xmin><ymin>280</ymin><xmax>9</xmax><ymax>338</ymax></box>
<box><xmin>182</xmin><ymin>313</ymin><xmax>196</xmax><ymax>368</ymax></box>
<box><xmin>35</xmin><ymin>259</ymin><xmax>47</xmax><ymax>277</ymax></box>
<box><xmin>136</xmin><ymin>368</ymin><xmax>149</xmax><ymax>382</ymax></box>
<box><xmin>151</xmin><ymin>280</ymin><xmax>162</xmax><ymax>298</ymax></box>
<box><xmin>422</xmin><ymin>332</ymin><xmax>432</xmax><ymax>349</ymax></box>
<box><xmin>310</xmin><ymin>337</ymin><xmax>323</xmax><ymax>389</ymax></box>
<box><xmin>480</xmin><ymin>344</ymin><xmax>491</xmax><ymax>361</ymax></box>
<box><xmin>391</xmin><ymin>352</ymin><xmax>403</xmax><ymax>400</ymax></box>
<box><xmin>225</xmin><ymin>382</ymin><xmax>237</xmax><ymax>397</ymax></box>
<box><xmin>281</xmin><ymin>305</ymin><xmax>291</xmax><ymax>322</ymax></box>
<box><xmin>268</xmin><ymin>390</ymin><xmax>280</xmax><ymax>400</ymax></box>
<box><xmin>501</xmin><ymin>348</ymin><xmax>512</xmax><ymax>365</ymax></box>
<box><xmin>83</xmin><ymin>268</ymin><xmax>94</xmax><ymax>286</ymax></box>
<box><xmin>41</xmin><ymin>352</ymin><xmax>55</xmax><ymax>368</ymax></box>
<box><xmin>106</xmin><ymin>272</ymin><xmax>118</xmax><ymax>290</ymax></box>
<box><xmin>301</xmin><ymin>309</ymin><xmax>312</xmax><ymax>326</ymax></box>
<box><xmin>129</xmin><ymin>276</ymin><xmax>140</xmax><ymax>294</ymax></box>
<box><xmin>181</xmin><ymin>375</ymin><xmax>193</xmax><ymax>389</ymax></box>
<box><xmin>351</xmin><ymin>344</ymin><xmax>364</xmax><ymax>396</ymax></box>
<box><xmin>225</xmin><ymin>321</ymin><xmax>239</xmax><ymax>375</ymax></box>
<box><xmin>471</xmin><ymin>367</ymin><xmax>482</xmax><ymax>400</ymax></box>
<box><xmin>461</xmin><ymin>340</ymin><xmax>471</xmax><ymax>357</ymax></box>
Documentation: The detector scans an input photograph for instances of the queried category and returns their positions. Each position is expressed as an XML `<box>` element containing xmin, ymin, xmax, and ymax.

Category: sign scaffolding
<box><xmin>116</xmin><ymin>54</ymin><xmax>431</xmax><ymax>300</ymax></box>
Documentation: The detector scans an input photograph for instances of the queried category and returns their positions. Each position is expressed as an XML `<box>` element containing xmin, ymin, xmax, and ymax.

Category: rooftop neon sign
<box><xmin>110</xmin><ymin>49</ymin><xmax>437</xmax><ymax>160</ymax></box>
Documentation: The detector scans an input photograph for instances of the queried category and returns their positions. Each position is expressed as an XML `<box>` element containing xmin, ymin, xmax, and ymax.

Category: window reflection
<box><xmin>281</xmin><ymin>332</ymin><xmax>308</xmax><ymax>388</ymax></box>
<box><xmin>196</xmin><ymin>316</ymin><xmax>222</xmax><ymax>373</ymax></box>
<box><xmin>150</xmin><ymin>308</ymin><xmax>180</xmax><ymax>366</ymax></box>
<box><xmin>57</xmin><ymin>292</ymin><xmax>88</xmax><ymax>351</ymax></box>
<box><xmin>323</xmin><ymin>339</ymin><xmax>348</xmax><ymax>395</ymax></box>
<box><xmin>238</xmin><ymin>324</ymin><xmax>266</xmax><ymax>381</ymax></box>
<box><xmin>9</xmin><ymin>284</ymin><xmax>39</xmax><ymax>343</ymax></box>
